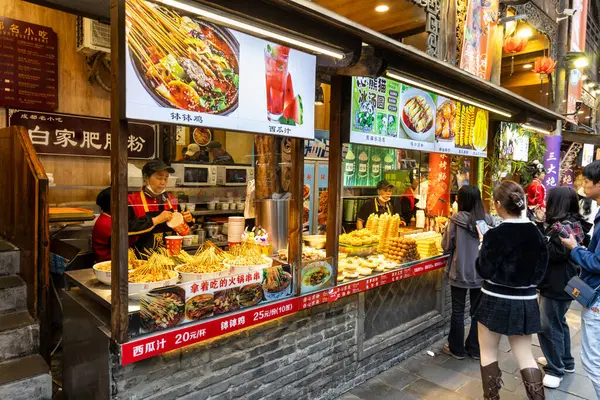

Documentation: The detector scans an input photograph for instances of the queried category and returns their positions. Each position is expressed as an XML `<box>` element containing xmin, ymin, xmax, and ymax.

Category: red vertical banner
<box><xmin>426</xmin><ymin>153</ymin><xmax>451</xmax><ymax>216</ymax></box>
<box><xmin>566</xmin><ymin>0</ymin><xmax>589</xmax><ymax>123</ymax></box>
<box><xmin>459</xmin><ymin>0</ymin><xmax>499</xmax><ymax>80</ymax></box>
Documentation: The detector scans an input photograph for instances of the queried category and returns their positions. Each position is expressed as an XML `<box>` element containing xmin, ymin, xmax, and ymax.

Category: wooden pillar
<box><xmin>110</xmin><ymin>0</ymin><xmax>129</xmax><ymax>344</ymax></box>
<box><xmin>326</xmin><ymin>75</ymin><xmax>344</xmax><ymax>282</ymax></box>
<box><xmin>254</xmin><ymin>135</ymin><xmax>281</xmax><ymax>199</ymax></box>
<box><xmin>288</xmin><ymin>138</ymin><xmax>303</xmax><ymax>295</ymax></box>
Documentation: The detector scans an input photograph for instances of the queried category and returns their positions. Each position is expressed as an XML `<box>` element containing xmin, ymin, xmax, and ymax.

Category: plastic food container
<box><xmin>167</xmin><ymin>212</ymin><xmax>191</xmax><ymax>236</ymax></box>
<box><xmin>165</xmin><ymin>236</ymin><xmax>183</xmax><ymax>255</ymax></box>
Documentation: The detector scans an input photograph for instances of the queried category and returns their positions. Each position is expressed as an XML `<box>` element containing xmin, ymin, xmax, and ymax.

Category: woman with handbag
<box><xmin>474</xmin><ymin>181</ymin><xmax>548</xmax><ymax>400</ymax></box>
<box><xmin>537</xmin><ymin>187</ymin><xmax>591</xmax><ymax>389</ymax></box>
<box><xmin>442</xmin><ymin>186</ymin><xmax>494</xmax><ymax>360</ymax></box>
<box><xmin>561</xmin><ymin>161</ymin><xmax>600</xmax><ymax>399</ymax></box>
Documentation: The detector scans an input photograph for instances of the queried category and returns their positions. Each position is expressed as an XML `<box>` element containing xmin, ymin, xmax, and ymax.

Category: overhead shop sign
<box><xmin>124</xmin><ymin>0</ymin><xmax>316</xmax><ymax>139</ymax></box>
<box><xmin>7</xmin><ymin>109</ymin><xmax>158</xmax><ymax>159</ymax></box>
<box><xmin>349</xmin><ymin>77</ymin><xmax>489</xmax><ymax>158</ymax></box>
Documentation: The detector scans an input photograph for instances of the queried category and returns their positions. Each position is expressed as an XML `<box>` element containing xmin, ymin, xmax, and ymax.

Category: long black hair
<box><xmin>545</xmin><ymin>186</ymin><xmax>580</xmax><ymax>224</ymax></box>
<box><xmin>457</xmin><ymin>185</ymin><xmax>486</xmax><ymax>231</ymax></box>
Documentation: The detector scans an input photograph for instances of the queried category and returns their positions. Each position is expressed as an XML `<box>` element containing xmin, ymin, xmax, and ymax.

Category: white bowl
<box><xmin>225</xmin><ymin>256</ymin><xmax>273</xmax><ymax>275</ymax></box>
<box><xmin>400</xmin><ymin>88</ymin><xmax>436</xmax><ymax>142</ymax></box>
<box><xmin>92</xmin><ymin>261</ymin><xmax>113</xmax><ymax>285</ymax></box>
<box><xmin>128</xmin><ymin>270</ymin><xmax>179</xmax><ymax>299</ymax></box>
<box><xmin>174</xmin><ymin>264</ymin><xmax>222</xmax><ymax>282</ymax></box>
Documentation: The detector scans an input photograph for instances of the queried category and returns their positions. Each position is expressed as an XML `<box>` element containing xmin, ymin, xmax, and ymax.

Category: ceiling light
<box><xmin>595</xmin><ymin>89</ymin><xmax>600</xmax><ymax>94</ymax></box>
<box><xmin>585</xmin><ymin>116</ymin><xmax>592</xmax><ymax>119</ymax></box>
<box><xmin>517</xmin><ymin>26</ymin><xmax>533</xmax><ymax>38</ymax></box>
<box><xmin>523</xmin><ymin>63</ymin><xmax>533</xmax><ymax>69</ymax></box>
<box><xmin>375</xmin><ymin>5</ymin><xmax>390</xmax><ymax>12</ymax></box>
<box><xmin>155</xmin><ymin>0</ymin><xmax>345</xmax><ymax>59</ymax></box>
<box><xmin>578</xmin><ymin>110</ymin><xmax>585</xmax><ymax>114</ymax></box>
<box><xmin>385</xmin><ymin>70</ymin><xmax>512</xmax><ymax>118</ymax></box>
<box><xmin>521</xmin><ymin>124</ymin><xmax>550</xmax><ymax>135</ymax></box>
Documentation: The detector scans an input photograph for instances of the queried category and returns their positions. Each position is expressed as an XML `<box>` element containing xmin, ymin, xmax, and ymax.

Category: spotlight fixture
<box><xmin>563</xmin><ymin>51</ymin><xmax>589</xmax><ymax>68</ymax></box>
<box><xmin>523</xmin><ymin>63</ymin><xmax>533</xmax><ymax>69</ymax></box>
<box><xmin>375</xmin><ymin>5</ymin><xmax>389</xmax><ymax>12</ymax></box>
<box><xmin>517</xmin><ymin>26</ymin><xmax>533</xmax><ymax>38</ymax></box>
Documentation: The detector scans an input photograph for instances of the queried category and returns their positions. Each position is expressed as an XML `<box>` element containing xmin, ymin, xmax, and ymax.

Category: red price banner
<box><xmin>121</xmin><ymin>256</ymin><xmax>448</xmax><ymax>365</ymax></box>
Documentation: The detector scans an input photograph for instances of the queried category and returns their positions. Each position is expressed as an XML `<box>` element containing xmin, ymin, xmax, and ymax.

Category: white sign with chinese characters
<box><xmin>125</xmin><ymin>0</ymin><xmax>316</xmax><ymax>140</ymax></box>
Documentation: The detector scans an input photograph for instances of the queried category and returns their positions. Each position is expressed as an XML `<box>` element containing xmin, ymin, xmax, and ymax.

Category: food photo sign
<box><xmin>139</xmin><ymin>264</ymin><xmax>293</xmax><ymax>334</ymax></box>
<box><xmin>349</xmin><ymin>77</ymin><xmax>489</xmax><ymax>158</ymax></box>
<box><xmin>124</xmin><ymin>0</ymin><xmax>315</xmax><ymax>139</ymax></box>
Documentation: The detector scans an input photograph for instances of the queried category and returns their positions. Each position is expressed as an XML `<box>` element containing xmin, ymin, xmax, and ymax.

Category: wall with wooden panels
<box><xmin>0</xmin><ymin>1</ymin><xmax>112</xmax><ymax>205</ymax></box>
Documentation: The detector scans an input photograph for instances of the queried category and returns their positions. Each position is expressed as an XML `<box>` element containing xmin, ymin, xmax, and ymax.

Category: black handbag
<box><xmin>564</xmin><ymin>276</ymin><xmax>600</xmax><ymax>308</ymax></box>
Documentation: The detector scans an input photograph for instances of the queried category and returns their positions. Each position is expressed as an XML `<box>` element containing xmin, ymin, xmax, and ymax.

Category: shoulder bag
<box><xmin>564</xmin><ymin>276</ymin><xmax>600</xmax><ymax>308</ymax></box>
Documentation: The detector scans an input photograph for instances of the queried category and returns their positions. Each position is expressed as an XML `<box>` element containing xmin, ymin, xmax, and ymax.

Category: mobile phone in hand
<box><xmin>476</xmin><ymin>220</ymin><xmax>490</xmax><ymax>236</ymax></box>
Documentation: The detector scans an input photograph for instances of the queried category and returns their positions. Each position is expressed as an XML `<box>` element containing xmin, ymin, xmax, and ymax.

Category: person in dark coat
<box><xmin>474</xmin><ymin>180</ymin><xmax>548</xmax><ymax>400</ymax></box>
<box><xmin>442</xmin><ymin>186</ymin><xmax>494</xmax><ymax>361</ymax></box>
<box><xmin>537</xmin><ymin>187</ymin><xmax>591</xmax><ymax>389</ymax></box>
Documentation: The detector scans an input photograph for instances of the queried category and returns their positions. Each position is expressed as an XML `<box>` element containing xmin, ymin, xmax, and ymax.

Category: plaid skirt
<box><xmin>472</xmin><ymin>292</ymin><xmax>541</xmax><ymax>336</ymax></box>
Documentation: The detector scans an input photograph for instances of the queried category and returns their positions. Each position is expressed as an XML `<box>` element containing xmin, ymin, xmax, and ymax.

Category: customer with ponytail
<box><xmin>473</xmin><ymin>180</ymin><xmax>549</xmax><ymax>400</ymax></box>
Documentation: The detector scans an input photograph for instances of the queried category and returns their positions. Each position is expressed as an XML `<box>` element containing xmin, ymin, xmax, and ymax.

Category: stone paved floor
<box><xmin>340</xmin><ymin>303</ymin><xmax>597</xmax><ymax>400</ymax></box>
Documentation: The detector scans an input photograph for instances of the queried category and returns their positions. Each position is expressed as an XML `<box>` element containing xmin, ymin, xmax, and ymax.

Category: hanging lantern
<box><xmin>503</xmin><ymin>35</ymin><xmax>529</xmax><ymax>75</ymax></box>
<box><xmin>533</xmin><ymin>56</ymin><xmax>556</xmax><ymax>92</ymax></box>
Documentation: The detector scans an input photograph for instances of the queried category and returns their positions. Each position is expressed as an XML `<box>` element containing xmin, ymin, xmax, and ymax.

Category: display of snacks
<box><xmin>376</xmin><ymin>214</ymin><xmax>401</xmax><ymax>253</ymax></box>
<box><xmin>339</xmin><ymin>229</ymin><xmax>379</xmax><ymax>247</ymax></box>
<box><xmin>406</xmin><ymin>232</ymin><xmax>444</xmax><ymax>259</ymax></box>
<box><xmin>383</xmin><ymin>238</ymin><xmax>420</xmax><ymax>264</ymax></box>
<box><xmin>365</xmin><ymin>214</ymin><xmax>380</xmax><ymax>235</ymax></box>
<box><xmin>424</xmin><ymin>216</ymin><xmax>449</xmax><ymax>234</ymax></box>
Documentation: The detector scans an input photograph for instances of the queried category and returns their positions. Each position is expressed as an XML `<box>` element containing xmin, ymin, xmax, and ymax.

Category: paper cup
<box><xmin>167</xmin><ymin>212</ymin><xmax>191</xmax><ymax>236</ymax></box>
<box><xmin>165</xmin><ymin>236</ymin><xmax>183</xmax><ymax>255</ymax></box>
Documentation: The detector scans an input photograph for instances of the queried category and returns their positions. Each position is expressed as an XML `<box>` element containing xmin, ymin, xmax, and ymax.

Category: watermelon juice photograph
<box><xmin>264</xmin><ymin>44</ymin><xmax>290</xmax><ymax>121</ymax></box>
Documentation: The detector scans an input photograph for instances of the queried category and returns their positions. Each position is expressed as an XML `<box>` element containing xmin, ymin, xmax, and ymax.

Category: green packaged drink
<box><xmin>370</xmin><ymin>148</ymin><xmax>382</xmax><ymax>186</ymax></box>
<box><xmin>357</xmin><ymin>145</ymin><xmax>370</xmax><ymax>187</ymax></box>
<box><xmin>344</xmin><ymin>145</ymin><xmax>356</xmax><ymax>187</ymax></box>
<box><xmin>383</xmin><ymin>150</ymin><xmax>395</xmax><ymax>172</ymax></box>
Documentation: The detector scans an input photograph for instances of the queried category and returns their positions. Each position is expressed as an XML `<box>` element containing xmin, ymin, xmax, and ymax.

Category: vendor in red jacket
<box><xmin>128</xmin><ymin>159</ymin><xmax>194</xmax><ymax>254</ymax></box>
<box><xmin>92</xmin><ymin>187</ymin><xmax>113</xmax><ymax>263</ymax></box>
<box><xmin>525</xmin><ymin>160</ymin><xmax>547</xmax><ymax>221</ymax></box>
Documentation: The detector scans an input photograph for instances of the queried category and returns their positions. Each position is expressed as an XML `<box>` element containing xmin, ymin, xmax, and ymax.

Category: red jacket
<box><xmin>526</xmin><ymin>178</ymin><xmax>546</xmax><ymax>209</ymax></box>
<box><xmin>92</xmin><ymin>213</ymin><xmax>112</xmax><ymax>263</ymax></box>
<box><xmin>127</xmin><ymin>190</ymin><xmax>179</xmax><ymax>253</ymax></box>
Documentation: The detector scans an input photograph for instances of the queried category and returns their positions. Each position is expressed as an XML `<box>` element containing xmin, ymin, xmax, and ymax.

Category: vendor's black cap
<box><xmin>142</xmin><ymin>159</ymin><xmax>175</xmax><ymax>177</ymax></box>
<box><xmin>376</xmin><ymin>180</ymin><xmax>394</xmax><ymax>190</ymax></box>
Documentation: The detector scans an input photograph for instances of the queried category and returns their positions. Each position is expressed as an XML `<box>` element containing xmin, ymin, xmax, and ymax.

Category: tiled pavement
<box><xmin>340</xmin><ymin>303</ymin><xmax>597</xmax><ymax>400</ymax></box>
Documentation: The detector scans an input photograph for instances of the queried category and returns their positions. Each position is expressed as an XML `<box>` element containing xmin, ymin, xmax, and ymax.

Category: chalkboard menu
<box><xmin>0</xmin><ymin>17</ymin><xmax>58</xmax><ymax>111</ymax></box>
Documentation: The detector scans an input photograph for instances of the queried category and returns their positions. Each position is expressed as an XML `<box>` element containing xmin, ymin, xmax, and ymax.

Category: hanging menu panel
<box><xmin>349</xmin><ymin>77</ymin><xmax>489</xmax><ymax>157</ymax></box>
<box><xmin>0</xmin><ymin>17</ymin><xmax>58</xmax><ymax>111</ymax></box>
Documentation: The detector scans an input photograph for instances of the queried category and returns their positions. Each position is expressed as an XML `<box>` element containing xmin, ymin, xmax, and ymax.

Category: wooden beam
<box><xmin>562</xmin><ymin>131</ymin><xmax>600</xmax><ymax>145</ymax></box>
<box><xmin>110</xmin><ymin>0</ymin><xmax>129</xmax><ymax>344</ymax></box>
<box><xmin>326</xmin><ymin>75</ymin><xmax>344</xmax><ymax>282</ymax></box>
<box><xmin>388</xmin><ymin>25</ymin><xmax>427</xmax><ymax>40</ymax></box>
<box><xmin>289</xmin><ymin>138</ymin><xmax>304</xmax><ymax>295</ymax></box>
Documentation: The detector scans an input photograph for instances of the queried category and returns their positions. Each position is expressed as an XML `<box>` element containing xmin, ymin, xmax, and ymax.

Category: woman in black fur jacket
<box><xmin>474</xmin><ymin>181</ymin><xmax>548</xmax><ymax>400</ymax></box>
